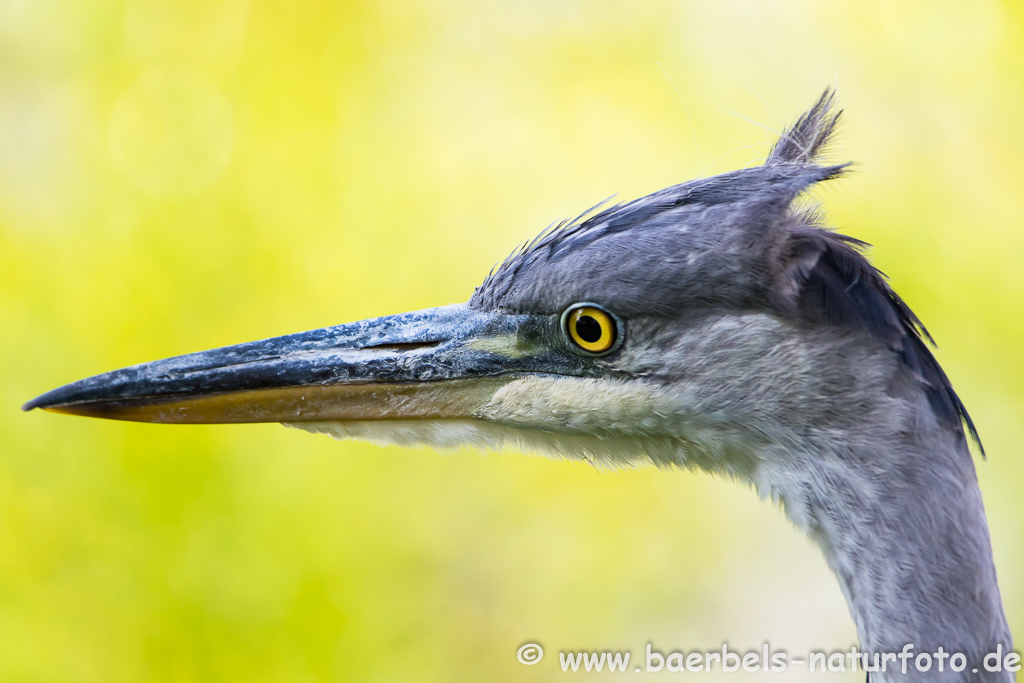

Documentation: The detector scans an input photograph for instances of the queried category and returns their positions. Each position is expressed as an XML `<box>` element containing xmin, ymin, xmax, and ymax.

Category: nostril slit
<box><xmin>363</xmin><ymin>341</ymin><xmax>442</xmax><ymax>352</ymax></box>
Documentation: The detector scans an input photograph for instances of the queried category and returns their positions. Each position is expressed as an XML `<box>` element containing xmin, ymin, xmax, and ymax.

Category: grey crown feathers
<box><xmin>471</xmin><ymin>89</ymin><xmax>980</xmax><ymax>455</ymax></box>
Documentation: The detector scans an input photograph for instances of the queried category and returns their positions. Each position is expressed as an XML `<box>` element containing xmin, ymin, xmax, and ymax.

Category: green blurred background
<box><xmin>2</xmin><ymin>1</ymin><xmax>1022</xmax><ymax>680</ymax></box>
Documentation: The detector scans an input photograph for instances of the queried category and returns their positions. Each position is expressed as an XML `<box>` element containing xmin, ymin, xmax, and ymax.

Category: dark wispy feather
<box><xmin>772</xmin><ymin>91</ymin><xmax>981</xmax><ymax>453</ymax></box>
<box><xmin>767</xmin><ymin>89</ymin><xmax>843</xmax><ymax>164</ymax></box>
<box><xmin>788</xmin><ymin>226</ymin><xmax>982</xmax><ymax>454</ymax></box>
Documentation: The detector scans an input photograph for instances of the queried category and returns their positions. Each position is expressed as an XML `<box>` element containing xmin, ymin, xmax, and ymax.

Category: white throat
<box><xmin>292</xmin><ymin>370</ymin><xmax>1014</xmax><ymax>682</ymax></box>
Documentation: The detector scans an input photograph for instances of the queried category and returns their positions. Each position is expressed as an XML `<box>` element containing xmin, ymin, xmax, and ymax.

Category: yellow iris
<box><xmin>567</xmin><ymin>306</ymin><xmax>617</xmax><ymax>354</ymax></box>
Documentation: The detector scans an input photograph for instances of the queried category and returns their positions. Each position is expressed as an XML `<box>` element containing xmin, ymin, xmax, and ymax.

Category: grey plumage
<box><xmin>468</xmin><ymin>90</ymin><xmax>1011</xmax><ymax>680</ymax></box>
<box><xmin>24</xmin><ymin>90</ymin><xmax>1014</xmax><ymax>682</ymax></box>
<box><xmin>472</xmin><ymin>90</ymin><xmax>979</xmax><ymax>454</ymax></box>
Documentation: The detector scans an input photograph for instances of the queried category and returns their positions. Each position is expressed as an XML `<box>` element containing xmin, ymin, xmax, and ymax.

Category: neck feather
<box><xmin>646</xmin><ymin>313</ymin><xmax>1016</xmax><ymax>680</ymax></box>
<box><xmin>753</xmin><ymin>425</ymin><xmax>1013</xmax><ymax>681</ymax></box>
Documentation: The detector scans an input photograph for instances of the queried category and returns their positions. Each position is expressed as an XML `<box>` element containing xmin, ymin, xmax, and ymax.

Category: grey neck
<box><xmin>759</xmin><ymin>428</ymin><xmax>1013</xmax><ymax>682</ymax></box>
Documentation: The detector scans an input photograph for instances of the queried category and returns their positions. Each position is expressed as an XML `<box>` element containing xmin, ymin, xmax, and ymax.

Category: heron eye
<box><xmin>563</xmin><ymin>304</ymin><xmax>619</xmax><ymax>355</ymax></box>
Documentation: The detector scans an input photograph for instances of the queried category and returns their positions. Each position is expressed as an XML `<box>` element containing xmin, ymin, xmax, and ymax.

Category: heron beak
<box><xmin>22</xmin><ymin>304</ymin><xmax>581</xmax><ymax>424</ymax></box>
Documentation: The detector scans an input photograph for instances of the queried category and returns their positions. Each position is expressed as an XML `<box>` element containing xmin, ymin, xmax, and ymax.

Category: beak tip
<box><xmin>22</xmin><ymin>396</ymin><xmax>47</xmax><ymax>412</ymax></box>
<box><xmin>22</xmin><ymin>388</ymin><xmax>67</xmax><ymax>412</ymax></box>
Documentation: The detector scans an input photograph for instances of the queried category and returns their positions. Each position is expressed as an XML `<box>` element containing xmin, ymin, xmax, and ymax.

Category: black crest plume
<box><xmin>771</xmin><ymin>90</ymin><xmax>982</xmax><ymax>453</ymax></box>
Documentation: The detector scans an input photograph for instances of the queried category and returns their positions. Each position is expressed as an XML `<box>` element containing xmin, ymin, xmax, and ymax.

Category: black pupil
<box><xmin>575</xmin><ymin>315</ymin><xmax>604</xmax><ymax>344</ymax></box>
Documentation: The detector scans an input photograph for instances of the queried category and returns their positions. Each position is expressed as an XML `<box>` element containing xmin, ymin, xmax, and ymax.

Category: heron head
<box><xmin>23</xmin><ymin>91</ymin><xmax>979</xmax><ymax>470</ymax></box>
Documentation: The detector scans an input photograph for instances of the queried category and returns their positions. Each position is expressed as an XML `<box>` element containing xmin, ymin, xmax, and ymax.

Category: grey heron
<box><xmin>23</xmin><ymin>91</ymin><xmax>1014</xmax><ymax>681</ymax></box>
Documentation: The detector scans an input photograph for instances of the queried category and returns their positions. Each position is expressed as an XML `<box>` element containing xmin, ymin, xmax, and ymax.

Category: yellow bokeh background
<box><xmin>2</xmin><ymin>1</ymin><xmax>1022</xmax><ymax>681</ymax></box>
